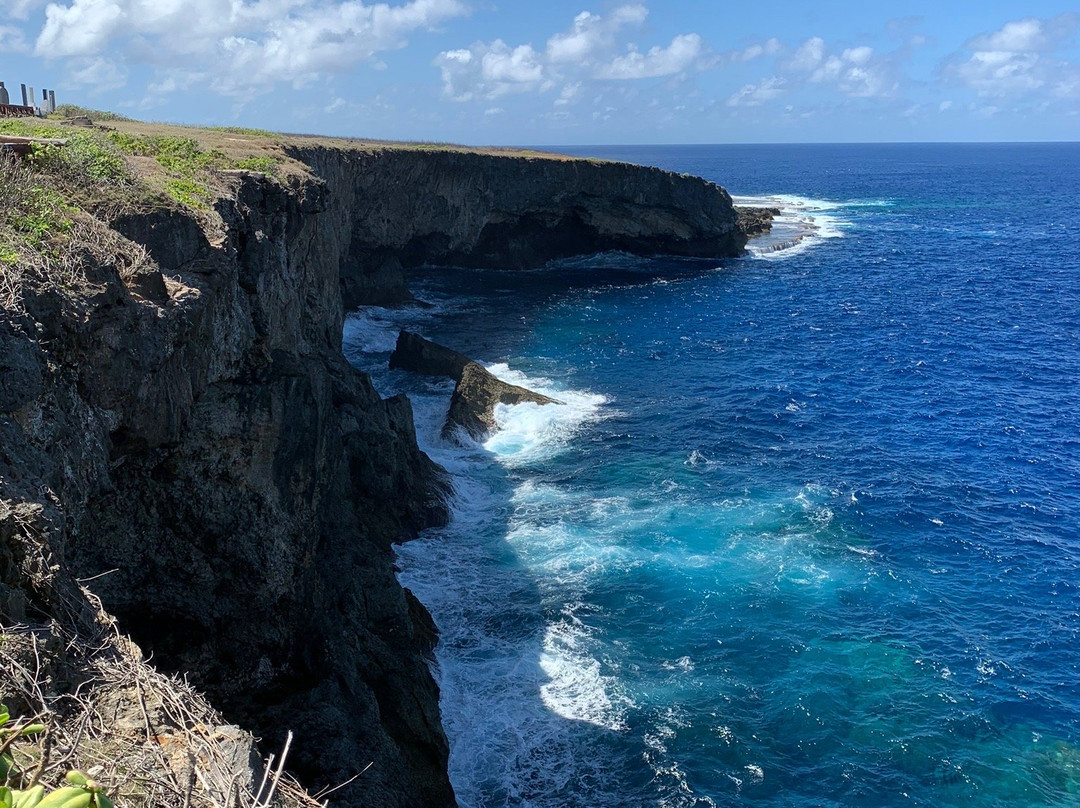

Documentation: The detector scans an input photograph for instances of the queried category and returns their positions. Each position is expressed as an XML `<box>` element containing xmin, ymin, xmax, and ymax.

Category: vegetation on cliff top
<box><xmin>0</xmin><ymin>112</ymin><xmax>290</xmax><ymax>310</ymax></box>
<box><xmin>0</xmin><ymin>108</ymin><xmax>593</xmax><ymax>312</ymax></box>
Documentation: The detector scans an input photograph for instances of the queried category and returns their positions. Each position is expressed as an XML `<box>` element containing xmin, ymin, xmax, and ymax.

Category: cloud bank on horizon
<box><xmin>1</xmin><ymin>0</ymin><xmax>1078</xmax><ymax>143</ymax></box>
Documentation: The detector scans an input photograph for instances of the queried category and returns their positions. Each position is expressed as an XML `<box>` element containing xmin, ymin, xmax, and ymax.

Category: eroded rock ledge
<box><xmin>1</xmin><ymin>144</ymin><xmax>758</xmax><ymax>808</ymax></box>
<box><xmin>286</xmin><ymin>147</ymin><xmax>753</xmax><ymax>308</ymax></box>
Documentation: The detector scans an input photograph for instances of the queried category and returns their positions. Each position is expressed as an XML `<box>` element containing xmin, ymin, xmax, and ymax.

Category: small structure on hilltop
<box><xmin>0</xmin><ymin>80</ymin><xmax>54</xmax><ymax>118</ymax></box>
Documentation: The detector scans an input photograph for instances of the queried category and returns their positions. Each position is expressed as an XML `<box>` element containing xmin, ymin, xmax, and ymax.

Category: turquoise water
<box><xmin>344</xmin><ymin>144</ymin><xmax>1080</xmax><ymax>807</ymax></box>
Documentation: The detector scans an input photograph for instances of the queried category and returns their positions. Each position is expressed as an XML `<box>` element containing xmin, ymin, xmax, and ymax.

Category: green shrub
<box><xmin>105</xmin><ymin>132</ymin><xmax>226</xmax><ymax>176</ymax></box>
<box><xmin>9</xmin><ymin>187</ymin><xmax>74</xmax><ymax>248</ymax></box>
<box><xmin>208</xmin><ymin>125</ymin><xmax>277</xmax><ymax>138</ymax></box>
<box><xmin>164</xmin><ymin>177</ymin><xmax>212</xmax><ymax>209</ymax></box>
<box><xmin>235</xmin><ymin>155</ymin><xmax>280</xmax><ymax>175</ymax></box>
<box><xmin>26</xmin><ymin>136</ymin><xmax>132</xmax><ymax>186</ymax></box>
<box><xmin>51</xmin><ymin>104</ymin><xmax>132</xmax><ymax>122</ymax></box>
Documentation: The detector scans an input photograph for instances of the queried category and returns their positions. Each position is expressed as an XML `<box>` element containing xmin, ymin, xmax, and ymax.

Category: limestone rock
<box><xmin>736</xmin><ymin>206</ymin><xmax>780</xmax><ymax>238</ymax></box>
<box><xmin>0</xmin><ymin>325</ymin><xmax>42</xmax><ymax>412</ymax></box>
<box><xmin>444</xmin><ymin>361</ymin><xmax>561</xmax><ymax>441</ymax></box>
<box><xmin>1</xmin><ymin>171</ymin><xmax>454</xmax><ymax>808</ymax></box>
<box><xmin>288</xmin><ymin>147</ymin><xmax>751</xmax><ymax>308</ymax></box>
<box><xmin>389</xmin><ymin>330</ymin><xmax>471</xmax><ymax>381</ymax></box>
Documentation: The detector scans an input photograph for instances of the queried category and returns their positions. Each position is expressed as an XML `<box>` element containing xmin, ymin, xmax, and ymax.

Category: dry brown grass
<box><xmin>0</xmin><ymin>158</ymin><xmax>155</xmax><ymax>314</ymax></box>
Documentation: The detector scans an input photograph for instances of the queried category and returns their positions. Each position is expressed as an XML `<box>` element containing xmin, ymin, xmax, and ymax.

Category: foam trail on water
<box><xmin>394</xmin><ymin>359</ymin><xmax>630</xmax><ymax>807</ymax></box>
<box><xmin>539</xmin><ymin>618</ymin><xmax>631</xmax><ymax>731</ymax></box>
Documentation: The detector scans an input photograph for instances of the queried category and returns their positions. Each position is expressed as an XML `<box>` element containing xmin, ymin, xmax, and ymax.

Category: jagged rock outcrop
<box><xmin>444</xmin><ymin>362</ymin><xmax>560</xmax><ymax>441</ymax></box>
<box><xmin>286</xmin><ymin>147</ymin><xmax>750</xmax><ymax>308</ymax></box>
<box><xmin>387</xmin><ymin>330</ymin><xmax>560</xmax><ymax>441</ymax></box>
<box><xmin>736</xmin><ymin>206</ymin><xmax>780</xmax><ymax>238</ymax></box>
<box><xmin>389</xmin><ymin>330</ymin><xmax>471</xmax><ymax>381</ymax></box>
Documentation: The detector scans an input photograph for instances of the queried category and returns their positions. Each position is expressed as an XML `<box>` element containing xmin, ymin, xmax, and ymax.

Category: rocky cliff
<box><xmin>286</xmin><ymin>146</ymin><xmax>748</xmax><ymax>308</ymax></box>
<box><xmin>0</xmin><ymin>142</ymin><xmax>753</xmax><ymax>808</ymax></box>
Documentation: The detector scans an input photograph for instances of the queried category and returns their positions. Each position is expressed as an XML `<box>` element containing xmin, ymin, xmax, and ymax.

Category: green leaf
<box><xmin>16</xmin><ymin>725</ymin><xmax>45</xmax><ymax>738</ymax></box>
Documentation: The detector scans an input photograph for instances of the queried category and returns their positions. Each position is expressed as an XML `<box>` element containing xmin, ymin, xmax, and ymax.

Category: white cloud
<box><xmin>32</xmin><ymin>0</ymin><xmax>469</xmax><ymax>95</ymax></box>
<box><xmin>437</xmin><ymin>39</ymin><xmax>547</xmax><ymax>101</ymax></box>
<box><xmin>946</xmin><ymin>14</ymin><xmax>1080</xmax><ymax>98</ymax></box>
<box><xmin>67</xmin><ymin>55</ymin><xmax>128</xmax><ymax>90</ymax></box>
<box><xmin>437</xmin><ymin>5</ymin><xmax>709</xmax><ymax>104</ymax></box>
<box><xmin>734</xmin><ymin>38</ymin><xmax>780</xmax><ymax>62</ymax></box>
<box><xmin>482</xmin><ymin>43</ymin><xmax>543</xmax><ymax>84</ymax></box>
<box><xmin>727</xmin><ymin>76</ymin><xmax>785</xmax><ymax>107</ymax></box>
<box><xmin>953</xmin><ymin>50</ymin><xmax>1043</xmax><ymax>95</ymax></box>
<box><xmin>596</xmin><ymin>33</ymin><xmax>703</xmax><ymax>80</ymax></box>
<box><xmin>0</xmin><ymin>23</ymin><xmax>31</xmax><ymax>52</ymax></box>
<box><xmin>970</xmin><ymin>18</ymin><xmax>1047</xmax><ymax>53</ymax></box>
<box><xmin>546</xmin><ymin>4</ymin><xmax>647</xmax><ymax>64</ymax></box>
<box><xmin>1054</xmin><ymin>71</ymin><xmax>1080</xmax><ymax>99</ymax></box>
<box><xmin>38</xmin><ymin>0</ymin><xmax>126</xmax><ymax>57</ymax></box>
<box><xmin>843</xmin><ymin>46</ymin><xmax>873</xmax><ymax>66</ymax></box>
<box><xmin>788</xmin><ymin>37</ymin><xmax>825</xmax><ymax>72</ymax></box>
<box><xmin>553</xmin><ymin>81</ymin><xmax>582</xmax><ymax>107</ymax></box>
<box><xmin>800</xmin><ymin>41</ymin><xmax>895</xmax><ymax>98</ymax></box>
<box><xmin>9</xmin><ymin>0</ymin><xmax>47</xmax><ymax>20</ymax></box>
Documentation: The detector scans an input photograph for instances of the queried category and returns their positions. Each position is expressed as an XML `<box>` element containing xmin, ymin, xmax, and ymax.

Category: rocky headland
<box><xmin>0</xmin><ymin>123</ymin><xmax>768</xmax><ymax>808</ymax></box>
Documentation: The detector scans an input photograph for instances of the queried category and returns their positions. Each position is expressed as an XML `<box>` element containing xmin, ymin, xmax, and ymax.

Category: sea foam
<box><xmin>734</xmin><ymin>193</ymin><xmax>852</xmax><ymax>258</ymax></box>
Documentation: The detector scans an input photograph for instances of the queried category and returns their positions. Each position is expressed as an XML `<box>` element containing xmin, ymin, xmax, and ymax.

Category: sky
<box><xmin>1</xmin><ymin>0</ymin><xmax>1078</xmax><ymax>144</ymax></box>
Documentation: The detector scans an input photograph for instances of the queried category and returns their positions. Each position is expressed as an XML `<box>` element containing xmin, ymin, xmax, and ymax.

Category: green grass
<box><xmin>163</xmin><ymin>177</ymin><xmax>213</xmax><ymax>209</ymax></box>
<box><xmin>106</xmin><ymin>132</ymin><xmax>225</xmax><ymax>173</ymax></box>
<box><xmin>207</xmin><ymin>125</ymin><xmax>278</xmax><ymax>139</ymax></box>
<box><xmin>10</xmin><ymin>187</ymin><xmax>74</xmax><ymax>247</ymax></box>
<box><xmin>50</xmin><ymin>104</ymin><xmax>133</xmax><ymax>122</ymax></box>
<box><xmin>0</xmin><ymin>119</ymin><xmax>63</xmax><ymax>139</ymax></box>
<box><xmin>235</xmin><ymin>155</ymin><xmax>280</xmax><ymax>175</ymax></box>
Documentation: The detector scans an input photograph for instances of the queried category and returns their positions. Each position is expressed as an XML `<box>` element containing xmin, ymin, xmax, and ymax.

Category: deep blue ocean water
<box><xmin>344</xmin><ymin>143</ymin><xmax>1080</xmax><ymax>807</ymax></box>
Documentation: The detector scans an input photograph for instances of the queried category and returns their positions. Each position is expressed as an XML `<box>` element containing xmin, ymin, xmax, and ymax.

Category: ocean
<box><xmin>343</xmin><ymin>143</ymin><xmax>1080</xmax><ymax>807</ymax></box>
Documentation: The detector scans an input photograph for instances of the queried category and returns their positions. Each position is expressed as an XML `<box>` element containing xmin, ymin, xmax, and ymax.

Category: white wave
<box><xmin>341</xmin><ymin>302</ymin><xmax>445</xmax><ymax>369</ymax></box>
<box><xmin>539</xmin><ymin>620</ymin><xmax>630</xmax><ymax>730</ymax></box>
<box><xmin>481</xmin><ymin>363</ymin><xmax>608</xmax><ymax>465</ymax></box>
<box><xmin>734</xmin><ymin>193</ymin><xmax>852</xmax><ymax>260</ymax></box>
<box><xmin>397</xmin><ymin>520</ymin><xmax>629</xmax><ymax>807</ymax></box>
<box><xmin>342</xmin><ymin>309</ymin><xmax>402</xmax><ymax>354</ymax></box>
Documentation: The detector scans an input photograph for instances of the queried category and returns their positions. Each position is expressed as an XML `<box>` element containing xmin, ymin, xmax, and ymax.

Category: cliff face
<box><xmin>1</xmin><ymin>172</ymin><xmax>452</xmax><ymax>808</ymax></box>
<box><xmin>287</xmin><ymin>147</ymin><xmax>746</xmax><ymax>308</ymax></box>
<box><xmin>0</xmin><ymin>145</ymin><xmax>749</xmax><ymax>808</ymax></box>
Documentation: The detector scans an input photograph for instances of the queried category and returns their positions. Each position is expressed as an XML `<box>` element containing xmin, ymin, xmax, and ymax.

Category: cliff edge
<box><xmin>0</xmin><ymin>119</ymin><xmax>756</xmax><ymax>808</ymax></box>
<box><xmin>286</xmin><ymin>146</ymin><xmax>747</xmax><ymax>308</ymax></box>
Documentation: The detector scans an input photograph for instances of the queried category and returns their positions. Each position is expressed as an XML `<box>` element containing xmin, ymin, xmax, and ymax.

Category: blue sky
<box><xmin>1</xmin><ymin>0</ymin><xmax>1078</xmax><ymax>144</ymax></box>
